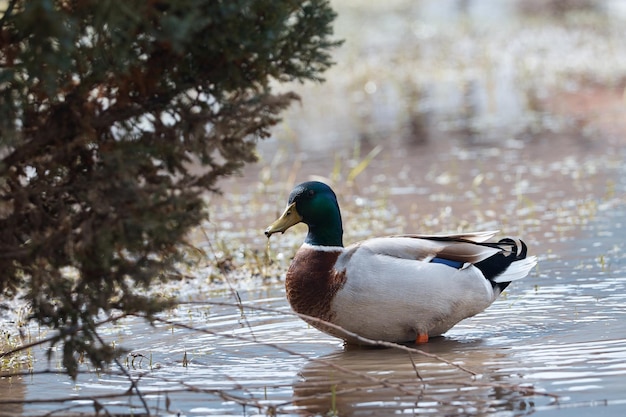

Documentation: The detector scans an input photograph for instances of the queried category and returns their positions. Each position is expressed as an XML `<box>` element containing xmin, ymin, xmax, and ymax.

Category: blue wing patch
<box><xmin>430</xmin><ymin>257</ymin><xmax>464</xmax><ymax>269</ymax></box>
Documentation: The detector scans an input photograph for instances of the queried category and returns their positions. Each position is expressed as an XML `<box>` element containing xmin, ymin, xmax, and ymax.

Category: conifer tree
<box><xmin>0</xmin><ymin>0</ymin><xmax>339</xmax><ymax>377</ymax></box>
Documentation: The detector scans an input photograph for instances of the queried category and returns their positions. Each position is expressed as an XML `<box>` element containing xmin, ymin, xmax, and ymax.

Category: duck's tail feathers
<box><xmin>491</xmin><ymin>255</ymin><xmax>538</xmax><ymax>284</ymax></box>
<box><xmin>474</xmin><ymin>238</ymin><xmax>537</xmax><ymax>291</ymax></box>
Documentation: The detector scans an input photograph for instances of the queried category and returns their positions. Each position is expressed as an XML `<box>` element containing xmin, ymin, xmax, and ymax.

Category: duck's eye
<box><xmin>307</xmin><ymin>190</ymin><xmax>315</xmax><ymax>197</ymax></box>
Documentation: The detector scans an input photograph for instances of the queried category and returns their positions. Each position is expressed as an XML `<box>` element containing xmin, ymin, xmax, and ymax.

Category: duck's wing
<box><xmin>397</xmin><ymin>230</ymin><xmax>499</xmax><ymax>243</ymax></box>
<box><xmin>343</xmin><ymin>233</ymin><xmax>503</xmax><ymax>266</ymax></box>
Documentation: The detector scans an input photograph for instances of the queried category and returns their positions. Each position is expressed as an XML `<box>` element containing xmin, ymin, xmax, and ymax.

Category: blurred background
<box><xmin>213</xmin><ymin>0</ymin><xmax>626</xmax><ymax>256</ymax></box>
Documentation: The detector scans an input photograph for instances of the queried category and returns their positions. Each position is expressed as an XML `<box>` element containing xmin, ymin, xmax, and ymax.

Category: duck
<box><xmin>265</xmin><ymin>181</ymin><xmax>537</xmax><ymax>345</ymax></box>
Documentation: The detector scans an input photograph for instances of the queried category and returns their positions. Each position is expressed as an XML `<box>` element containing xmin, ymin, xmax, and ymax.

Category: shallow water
<box><xmin>3</xmin><ymin>0</ymin><xmax>626</xmax><ymax>416</ymax></box>
<box><xmin>5</xmin><ymin>186</ymin><xmax>626</xmax><ymax>415</ymax></box>
<box><xmin>3</xmin><ymin>206</ymin><xmax>626</xmax><ymax>416</ymax></box>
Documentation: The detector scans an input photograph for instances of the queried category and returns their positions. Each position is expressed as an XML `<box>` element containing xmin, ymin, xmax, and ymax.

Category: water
<box><xmin>5</xmin><ymin>190</ymin><xmax>626</xmax><ymax>416</ymax></box>
<box><xmin>4</xmin><ymin>219</ymin><xmax>626</xmax><ymax>416</ymax></box>
<box><xmin>3</xmin><ymin>0</ymin><xmax>626</xmax><ymax>415</ymax></box>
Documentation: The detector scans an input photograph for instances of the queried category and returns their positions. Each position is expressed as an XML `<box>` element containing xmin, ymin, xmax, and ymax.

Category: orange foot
<box><xmin>415</xmin><ymin>333</ymin><xmax>429</xmax><ymax>344</ymax></box>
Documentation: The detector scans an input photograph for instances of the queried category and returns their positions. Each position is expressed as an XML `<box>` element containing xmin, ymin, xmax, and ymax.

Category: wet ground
<box><xmin>3</xmin><ymin>0</ymin><xmax>626</xmax><ymax>416</ymax></box>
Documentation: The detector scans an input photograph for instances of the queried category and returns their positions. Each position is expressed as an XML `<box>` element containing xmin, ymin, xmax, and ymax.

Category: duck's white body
<box><xmin>286</xmin><ymin>232</ymin><xmax>537</xmax><ymax>343</ymax></box>
<box><xmin>333</xmin><ymin>249</ymin><xmax>493</xmax><ymax>341</ymax></box>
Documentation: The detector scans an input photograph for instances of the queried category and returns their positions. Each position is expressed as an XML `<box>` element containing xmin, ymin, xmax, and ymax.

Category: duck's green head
<box><xmin>265</xmin><ymin>181</ymin><xmax>344</xmax><ymax>247</ymax></box>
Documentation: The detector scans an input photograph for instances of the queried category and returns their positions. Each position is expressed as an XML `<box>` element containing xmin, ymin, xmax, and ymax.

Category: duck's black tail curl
<box><xmin>475</xmin><ymin>238</ymin><xmax>531</xmax><ymax>292</ymax></box>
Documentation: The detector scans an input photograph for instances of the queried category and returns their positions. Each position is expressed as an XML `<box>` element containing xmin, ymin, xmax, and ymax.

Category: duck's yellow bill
<box><xmin>265</xmin><ymin>202</ymin><xmax>303</xmax><ymax>237</ymax></box>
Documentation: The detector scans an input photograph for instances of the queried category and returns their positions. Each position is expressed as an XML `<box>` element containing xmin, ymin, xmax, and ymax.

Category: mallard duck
<box><xmin>265</xmin><ymin>181</ymin><xmax>537</xmax><ymax>344</ymax></box>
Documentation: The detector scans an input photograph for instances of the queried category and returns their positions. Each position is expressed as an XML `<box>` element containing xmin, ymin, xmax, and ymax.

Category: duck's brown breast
<box><xmin>285</xmin><ymin>247</ymin><xmax>346</xmax><ymax>323</ymax></box>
